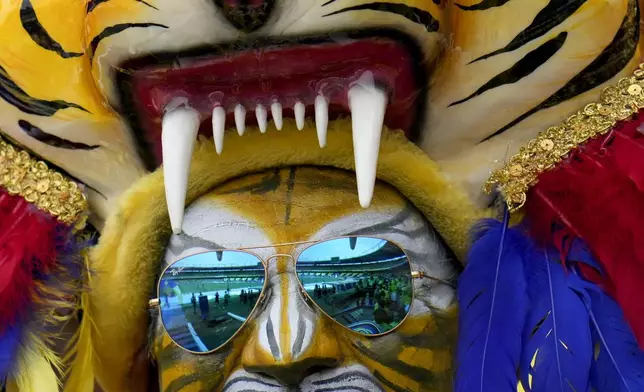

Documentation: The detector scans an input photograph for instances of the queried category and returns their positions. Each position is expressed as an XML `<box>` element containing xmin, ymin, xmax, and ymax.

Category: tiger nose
<box><xmin>213</xmin><ymin>0</ymin><xmax>275</xmax><ymax>32</ymax></box>
<box><xmin>240</xmin><ymin>257</ymin><xmax>342</xmax><ymax>385</ymax></box>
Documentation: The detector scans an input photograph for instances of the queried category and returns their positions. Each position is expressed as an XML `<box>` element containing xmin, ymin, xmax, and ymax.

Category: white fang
<box><xmin>271</xmin><ymin>101</ymin><xmax>283</xmax><ymax>130</ymax></box>
<box><xmin>161</xmin><ymin>106</ymin><xmax>201</xmax><ymax>234</ymax></box>
<box><xmin>234</xmin><ymin>104</ymin><xmax>246</xmax><ymax>136</ymax></box>
<box><xmin>315</xmin><ymin>95</ymin><xmax>328</xmax><ymax>148</ymax></box>
<box><xmin>294</xmin><ymin>101</ymin><xmax>305</xmax><ymax>130</ymax></box>
<box><xmin>348</xmin><ymin>72</ymin><xmax>388</xmax><ymax>208</ymax></box>
<box><xmin>212</xmin><ymin>106</ymin><xmax>225</xmax><ymax>155</ymax></box>
<box><xmin>256</xmin><ymin>104</ymin><xmax>268</xmax><ymax>133</ymax></box>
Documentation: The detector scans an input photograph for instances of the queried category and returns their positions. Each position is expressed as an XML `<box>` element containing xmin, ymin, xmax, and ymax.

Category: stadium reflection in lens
<box><xmin>296</xmin><ymin>237</ymin><xmax>413</xmax><ymax>335</ymax></box>
<box><xmin>159</xmin><ymin>251</ymin><xmax>265</xmax><ymax>353</ymax></box>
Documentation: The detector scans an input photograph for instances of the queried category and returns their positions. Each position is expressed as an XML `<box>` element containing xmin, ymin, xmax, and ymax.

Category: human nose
<box><xmin>240</xmin><ymin>255</ymin><xmax>342</xmax><ymax>385</ymax></box>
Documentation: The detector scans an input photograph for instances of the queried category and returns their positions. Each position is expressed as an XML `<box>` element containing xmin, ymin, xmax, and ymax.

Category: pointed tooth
<box><xmin>294</xmin><ymin>101</ymin><xmax>305</xmax><ymax>130</ymax></box>
<box><xmin>256</xmin><ymin>104</ymin><xmax>267</xmax><ymax>133</ymax></box>
<box><xmin>315</xmin><ymin>95</ymin><xmax>328</xmax><ymax>148</ymax></box>
<box><xmin>161</xmin><ymin>106</ymin><xmax>201</xmax><ymax>234</ymax></box>
<box><xmin>348</xmin><ymin>75</ymin><xmax>388</xmax><ymax>208</ymax></box>
<box><xmin>234</xmin><ymin>104</ymin><xmax>246</xmax><ymax>136</ymax></box>
<box><xmin>212</xmin><ymin>106</ymin><xmax>225</xmax><ymax>155</ymax></box>
<box><xmin>271</xmin><ymin>101</ymin><xmax>283</xmax><ymax>130</ymax></box>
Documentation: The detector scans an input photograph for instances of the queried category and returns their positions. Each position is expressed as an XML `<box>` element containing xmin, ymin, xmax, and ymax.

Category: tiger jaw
<box><xmin>117</xmin><ymin>31</ymin><xmax>427</xmax><ymax>234</ymax></box>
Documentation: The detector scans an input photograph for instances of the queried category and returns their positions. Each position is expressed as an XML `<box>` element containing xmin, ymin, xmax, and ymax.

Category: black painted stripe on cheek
<box><xmin>163</xmin><ymin>373</ymin><xmax>201</xmax><ymax>392</ymax></box>
<box><xmin>89</xmin><ymin>23</ymin><xmax>169</xmax><ymax>60</ymax></box>
<box><xmin>450</xmin><ymin>32</ymin><xmax>567</xmax><ymax>107</ymax></box>
<box><xmin>471</xmin><ymin>0</ymin><xmax>587</xmax><ymax>63</ymax></box>
<box><xmin>0</xmin><ymin>65</ymin><xmax>88</xmax><ymax>116</ymax></box>
<box><xmin>374</xmin><ymin>370</ymin><xmax>413</xmax><ymax>392</ymax></box>
<box><xmin>316</xmin><ymin>387</ymin><xmax>372</xmax><ymax>392</ymax></box>
<box><xmin>18</xmin><ymin>120</ymin><xmax>100</xmax><ymax>150</ymax></box>
<box><xmin>222</xmin><ymin>377</ymin><xmax>280</xmax><ymax>392</ymax></box>
<box><xmin>20</xmin><ymin>0</ymin><xmax>83</xmax><ymax>58</ymax></box>
<box><xmin>456</xmin><ymin>0</ymin><xmax>512</xmax><ymax>11</ymax></box>
<box><xmin>323</xmin><ymin>3</ymin><xmax>439</xmax><ymax>32</ymax></box>
<box><xmin>352</xmin><ymin>341</ymin><xmax>436</xmax><ymax>383</ymax></box>
<box><xmin>482</xmin><ymin>0</ymin><xmax>640</xmax><ymax>142</ymax></box>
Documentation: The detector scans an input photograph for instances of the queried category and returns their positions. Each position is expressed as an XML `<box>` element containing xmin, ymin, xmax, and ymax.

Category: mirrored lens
<box><xmin>296</xmin><ymin>237</ymin><xmax>413</xmax><ymax>335</ymax></box>
<box><xmin>159</xmin><ymin>250</ymin><xmax>265</xmax><ymax>352</ymax></box>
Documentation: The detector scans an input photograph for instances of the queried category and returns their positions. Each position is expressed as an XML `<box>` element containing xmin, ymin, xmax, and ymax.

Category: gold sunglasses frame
<box><xmin>149</xmin><ymin>235</ymin><xmax>454</xmax><ymax>355</ymax></box>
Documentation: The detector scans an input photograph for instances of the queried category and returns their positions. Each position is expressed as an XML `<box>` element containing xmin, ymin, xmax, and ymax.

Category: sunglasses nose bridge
<box><xmin>265</xmin><ymin>253</ymin><xmax>294</xmax><ymax>263</ymax></box>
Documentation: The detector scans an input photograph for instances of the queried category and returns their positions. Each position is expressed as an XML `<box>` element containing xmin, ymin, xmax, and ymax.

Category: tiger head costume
<box><xmin>0</xmin><ymin>1</ymin><xmax>642</xmax><ymax>392</ymax></box>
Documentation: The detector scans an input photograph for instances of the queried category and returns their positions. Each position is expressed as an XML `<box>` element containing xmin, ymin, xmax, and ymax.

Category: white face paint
<box><xmin>153</xmin><ymin>168</ymin><xmax>458</xmax><ymax>392</ymax></box>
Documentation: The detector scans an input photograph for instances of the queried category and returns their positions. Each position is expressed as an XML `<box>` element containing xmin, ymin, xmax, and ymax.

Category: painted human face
<box><xmin>153</xmin><ymin>167</ymin><xmax>458</xmax><ymax>391</ymax></box>
<box><xmin>0</xmin><ymin>0</ymin><xmax>638</xmax><ymax>217</ymax></box>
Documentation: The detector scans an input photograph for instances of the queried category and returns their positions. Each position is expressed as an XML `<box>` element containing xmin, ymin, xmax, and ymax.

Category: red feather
<box><xmin>525</xmin><ymin>111</ymin><xmax>644</xmax><ymax>348</ymax></box>
<box><xmin>0</xmin><ymin>188</ymin><xmax>69</xmax><ymax>333</ymax></box>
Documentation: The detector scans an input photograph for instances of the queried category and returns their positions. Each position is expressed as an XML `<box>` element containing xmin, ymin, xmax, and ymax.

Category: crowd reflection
<box><xmin>297</xmin><ymin>237</ymin><xmax>413</xmax><ymax>334</ymax></box>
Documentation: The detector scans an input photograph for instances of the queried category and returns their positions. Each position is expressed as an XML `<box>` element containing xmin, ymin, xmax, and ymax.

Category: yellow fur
<box><xmin>62</xmin><ymin>254</ymin><xmax>96</xmax><ymax>392</ymax></box>
<box><xmin>88</xmin><ymin>119</ymin><xmax>490</xmax><ymax>391</ymax></box>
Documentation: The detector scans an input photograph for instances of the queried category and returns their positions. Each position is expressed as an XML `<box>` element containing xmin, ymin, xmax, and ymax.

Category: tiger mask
<box><xmin>0</xmin><ymin>1</ymin><xmax>641</xmax><ymax>391</ymax></box>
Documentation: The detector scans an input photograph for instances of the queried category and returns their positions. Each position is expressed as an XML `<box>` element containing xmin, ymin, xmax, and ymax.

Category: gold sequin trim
<box><xmin>484</xmin><ymin>63</ymin><xmax>644</xmax><ymax>212</ymax></box>
<box><xmin>0</xmin><ymin>136</ymin><xmax>88</xmax><ymax>225</ymax></box>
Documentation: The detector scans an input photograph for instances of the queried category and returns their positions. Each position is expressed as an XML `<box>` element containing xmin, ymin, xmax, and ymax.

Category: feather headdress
<box><xmin>456</xmin><ymin>215</ymin><xmax>644</xmax><ymax>392</ymax></box>
<box><xmin>0</xmin><ymin>137</ymin><xmax>90</xmax><ymax>391</ymax></box>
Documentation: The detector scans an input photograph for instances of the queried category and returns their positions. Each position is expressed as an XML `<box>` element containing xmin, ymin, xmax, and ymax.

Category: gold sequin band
<box><xmin>0</xmin><ymin>136</ymin><xmax>88</xmax><ymax>225</ymax></box>
<box><xmin>484</xmin><ymin>63</ymin><xmax>644</xmax><ymax>212</ymax></box>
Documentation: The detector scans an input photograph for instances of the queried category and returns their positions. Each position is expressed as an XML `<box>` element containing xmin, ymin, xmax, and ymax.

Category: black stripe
<box><xmin>135</xmin><ymin>0</ymin><xmax>158</xmax><ymax>10</ymax></box>
<box><xmin>315</xmin><ymin>388</ymin><xmax>371</xmax><ymax>392</ymax></box>
<box><xmin>88</xmin><ymin>0</ymin><xmax>157</xmax><ymax>13</ymax></box>
<box><xmin>450</xmin><ymin>32</ymin><xmax>567</xmax><ymax>106</ymax></box>
<box><xmin>284</xmin><ymin>167</ymin><xmax>297</xmax><ymax>225</ymax></box>
<box><xmin>89</xmin><ymin>23</ymin><xmax>169</xmax><ymax>60</ymax></box>
<box><xmin>456</xmin><ymin>0</ymin><xmax>512</xmax><ymax>11</ymax></box>
<box><xmin>18</xmin><ymin>120</ymin><xmax>99</xmax><ymax>150</ymax></box>
<box><xmin>221</xmin><ymin>168</ymin><xmax>282</xmax><ymax>195</ymax></box>
<box><xmin>20</xmin><ymin>0</ymin><xmax>83</xmax><ymax>58</ymax></box>
<box><xmin>312</xmin><ymin>371</ymin><xmax>384</xmax><ymax>391</ymax></box>
<box><xmin>222</xmin><ymin>377</ymin><xmax>280</xmax><ymax>392</ymax></box>
<box><xmin>86</xmin><ymin>0</ymin><xmax>109</xmax><ymax>12</ymax></box>
<box><xmin>321</xmin><ymin>0</ymin><xmax>337</xmax><ymax>6</ymax></box>
<box><xmin>0</xmin><ymin>65</ymin><xmax>88</xmax><ymax>116</ymax></box>
<box><xmin>266</xmin><ymin>314</ymin><xmax>280</xmax><ymax>358</ymax></box>
<box><xmin>433</xmin><ymin>0</ymin><xmax>441</xmax><ymax>4</ymax></box>
<box><xmin>373</xmin><ymin>371</ymin><xmax>413</xmax><ymax>392</ymax></box>
<box><xmin>482</xmin><ymin>0</ymin><xmax>640</xmax><ymax>142</ymax></box>
<box><xmin>471</xmin><ymin>0</ymin><xmax>587</xmax><ymax>63</ymax></box>
<box><xmin>352</xmin><ymin>342</ymin><xmax>436</xmax><ymax>383</ymax></box>
<box><xmin>323</xmin><ymin>3</ymin><xmax>439</xmax><ymax>32</ymax></box>
<box><xmin>163</xmin><ymin>373</ymin><xmax>200</xmax><ymax>392</ymax></box>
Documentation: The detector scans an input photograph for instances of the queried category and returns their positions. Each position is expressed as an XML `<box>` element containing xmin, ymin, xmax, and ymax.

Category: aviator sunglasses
<box><xmin>149</xmin><ymin>236</ymin><xmax>453</xmax><ymax>354</ymax></box>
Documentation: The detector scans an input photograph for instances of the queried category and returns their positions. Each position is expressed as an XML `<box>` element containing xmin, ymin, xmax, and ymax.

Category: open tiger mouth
<box><xmin>117</xmin><ymin>29</ymin><xmax>428</xmax><ymax>233</ymax></box>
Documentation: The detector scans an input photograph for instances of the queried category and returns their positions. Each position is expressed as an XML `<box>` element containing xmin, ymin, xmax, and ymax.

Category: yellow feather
<box><xmin>7</xmin><ymin>332</ymin><xmax>62</xmax><ymax>392</ymax></box>
<box><xmin>63</xmin><ymin>253</ymin><xmax>96</xmax><ymax>392</ymax></box>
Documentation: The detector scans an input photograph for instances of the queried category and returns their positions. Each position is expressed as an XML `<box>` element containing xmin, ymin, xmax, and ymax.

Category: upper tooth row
<box><xmin>210</xmin><ymin>97</ymin><xmax>326</xmax><ymax>155</ymax></box>
<box><xmin>162</xmin><ymin>71</ymin><xmax>387</xmax><ymax>234</ymax></box>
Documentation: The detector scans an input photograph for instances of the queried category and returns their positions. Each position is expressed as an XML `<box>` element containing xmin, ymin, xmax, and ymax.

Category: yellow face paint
<box><xmin>154</xmin><ymin>167</ymin><xmax>458</xmax><ymax>391</ymax></box>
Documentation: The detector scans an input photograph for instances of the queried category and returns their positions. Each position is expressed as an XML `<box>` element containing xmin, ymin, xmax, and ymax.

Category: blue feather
<box><xmin>455</xmin><ymin>210</ymin><xmax>530</xmax><ymax>392</ymax></box>
<box><xmin>520</xmin><ymin>250</ymin><xmax>592</xmax><ymax>392</ymax></box>
<box><xmin>584</xmin><ymin>289</ymin><xmax>644</xmax><ymax>392</ymax></box>
<box><xmin>567</xmin><ymin>238</ymin><xmax>603</xmax><ymax>273</ymax></box>
<box><xmin>0</xmin><ymin>323</ymin><xmax>22</xmax><ymax>381</ymax></box>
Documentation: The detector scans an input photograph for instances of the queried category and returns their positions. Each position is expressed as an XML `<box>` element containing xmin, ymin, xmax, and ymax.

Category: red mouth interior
<box><xmin>125</xmin><ymin>36</ymin><xmax>422</xmax><ymax>165</ymax></box>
